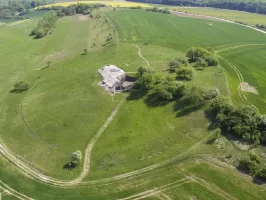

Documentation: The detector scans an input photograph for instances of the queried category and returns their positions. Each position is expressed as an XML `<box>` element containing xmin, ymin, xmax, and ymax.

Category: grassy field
<box><xmin>0</xmin><ymin>6</ymin><xmax>266</xmax><ymax>199</ymax></box>
<box><xmin>220</xmin><ymin>45</ymin><xmax>266</xmax><ymax>113</ymax></box>
<box><xmin>163</xmin><ymin>6</ymin><xmax>266</xmax><ymax>27</ymax></box>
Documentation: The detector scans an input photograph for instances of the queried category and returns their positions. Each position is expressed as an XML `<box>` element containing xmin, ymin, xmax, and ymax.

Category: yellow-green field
<box><xmin>39</xmin><ymin>1</ymin><xmax>151</xmax><ymax>8</ymax></box>
<box><xmin>164</xmin><ymin>6</ymin><xmax>266</xmax><ymax>26</ymax></box>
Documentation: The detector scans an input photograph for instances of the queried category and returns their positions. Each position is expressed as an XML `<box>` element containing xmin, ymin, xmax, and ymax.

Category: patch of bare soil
<box><xmin>240</xmin><ymin>82</ymin><xmax>259</xmax><ymax>94</ymax></box>
<box><xmin>78</xmin><ymin>15</ymin><xmax>90</xmax><ymax>21</ymax></box>
<box><xmin>170</xmin><ymin>11</ymin><xmax>228</xmax><ymax>22</ymax></box>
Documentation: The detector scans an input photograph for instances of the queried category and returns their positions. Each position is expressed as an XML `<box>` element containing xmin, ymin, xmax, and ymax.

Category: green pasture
<box><xmin>165</xmin><ymin>6</ymin><xmax>266</xmax><ymax>27</ymax></box>
<box><xmin>0</xmin><ymin>6</ymin><xmax>266</xmax><ymax>199</ymax></box>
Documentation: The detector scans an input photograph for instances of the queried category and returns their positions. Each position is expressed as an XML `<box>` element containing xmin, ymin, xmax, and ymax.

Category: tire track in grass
<box><xmin>0</xmin><ymin>181</ymin><xmax>33</xmax><ymax>200</ymax></box>
<box><xmin>217</xmin><ymin>44</ymin><xmax>266</xmax><ymax>53</ymax></box>
<box><xmin>20</xmin><ymin>103</ymin><xmax>59</xmax><ymax>149</ymax></box>
<box><xmin>218</xmin><ymin>55</ymin><xmax>247</xmax><ymax>102</ymax></box>
<box><xmin>118</xmin><ymin>178</ymin><xmax>191</xmax><ymax>200</ymax></box>
<box><xmin>134</xmin><ymin>44</ymin><xmax>150</xmax><ymax>67</ymax></box>
<box><xmin>187</xmin><ymin>175</ymin><xmax>239</xmax><ymax>200</ymax></box>
<box><xmin>0</xmin><ymin>99</ymin><xmax>125</xmax><ymax>187</ymax></box>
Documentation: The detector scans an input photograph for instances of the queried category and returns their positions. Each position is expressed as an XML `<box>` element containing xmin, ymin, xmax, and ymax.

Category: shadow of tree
<box><xmin>126</xmin><ymin>89</ymin><xmax>147</xmax><ymax>101</ymax></box>
<box><xmin>9</xmin><ymin>88</ymin><xmax>27</xmax><ymax>94</ymax></box>
<box><xmin>63</xmin><ymin>162</ymin><xmax>77</xmax><ymax>171</ymax></box>
<box><xmin>144</xmin><ymin>94</ymin><xmax>169</xmax><ymax>107</ymax></box>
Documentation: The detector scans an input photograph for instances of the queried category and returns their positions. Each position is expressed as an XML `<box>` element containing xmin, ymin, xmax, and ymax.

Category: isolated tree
<box><xmin>84</xmin><ymin>48</ymin><xmax>88</xmax><ymax>54</ymax></box>
<box><xmin>13</xmin><ymin>81</ymin><xmax>28</xmax><ymax>91</ymax></box>
<box><xmin>71</xmin><ymin>150</ymin><xmax>82</xmax><ymax>165</ymax></box>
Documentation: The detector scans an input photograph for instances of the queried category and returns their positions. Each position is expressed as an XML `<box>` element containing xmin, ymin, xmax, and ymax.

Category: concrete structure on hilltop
<box><xmin>98</xmin><ymin>65</ymin><xmax>134</xmax><ymax>93</ymax></box>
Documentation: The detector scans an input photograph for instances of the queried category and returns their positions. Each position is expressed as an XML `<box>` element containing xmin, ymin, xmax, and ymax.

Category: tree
<box><xmin>84</xmin><ymin>48</ymin><xmax>88</xmax><ymax>54</ymax></box>
<box><xmin>13</xmin><ymin>81</ymin><xmax>28</xmax><ymax>91</ymax></box>
<box><xmin>137</xmin><ymin>73</ymin><xmax>155</xmax><ymax>90</ymax></box>
<box><xmin>181</xmin><ymin>86</ymin><xmax>205</xmax><ymax>107</ymax></box>
<box><xmin>71</xmin><ymin>150</ymin><xmax>82</xmax><ymax>165</ymax></box>
<box><xmin>176</xmin><ymin>67</ymin><xmax>193</xmax><ymax>80</ymax></box>
<box><xmin>136</xmin><ymin>66</ymin><xmax>154</xmax><ymax>79</ymax></box>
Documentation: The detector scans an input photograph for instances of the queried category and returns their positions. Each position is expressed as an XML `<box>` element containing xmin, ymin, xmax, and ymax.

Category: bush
<box><xmin>71</xmin><ymin>150</ymin><xmax>82</xmax><ymax>165</ymax></box>
<box><xmin>176</xmin><ymin>67</ymin><xmax>193</xmax><ymax>80</ymax></box>
<box><xmin>186</xmin><ymin>47</ymin><xmax>218</xmax><ymax>67</ymax></box>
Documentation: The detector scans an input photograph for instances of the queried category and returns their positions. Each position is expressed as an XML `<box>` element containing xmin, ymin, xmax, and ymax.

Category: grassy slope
<box><xmin>164</xmin><ymin>6</ymin><xmax>266</xmax><ymax>26</ymax></box>
<box><xmin>0</xmin><ymin>8</ymin><xmax>266</xmax><ymax>199</ymax></box>
<box><xmin>0</xmin><ymin>13</ymin><xmax>124</xmax><ymax>179</ymax></box>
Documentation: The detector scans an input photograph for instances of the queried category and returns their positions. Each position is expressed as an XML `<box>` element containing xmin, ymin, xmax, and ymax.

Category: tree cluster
<box><xmin>145</xmin><ymin>7</ymin><xmax>170</xmax><ymax>14</ymax></box>
<box><xmin>186</xmin><ymin>47</ymin><xmax>218</xmax><ymax>67</ymax></box>
<box><xmin>130</xmin><ymin>0</ymin><xmax>266</xmax><ymax>15</ymax></box>
<box><xmin>0</xmin><ymin>0</ymin><xmax>49</xmax><ymax>19</ymax></box>
<box><xmin>168</xmin><ymin>57</ymin><xmax>188</xmax><ymax>72</ymax></box>
<box><xmin>30</xmin><ymin>10</ymin><xmax>57</xmax><ymax>38</ymax></box>
<box><xmin>238</xmin><ymin>154</ymin><xmax>266</xmax><ymax>182</ymax></box>
<box><xmin>209</xmin><ymin>96</ymin><xmax>266</xmax><ymax>145</ymax></box>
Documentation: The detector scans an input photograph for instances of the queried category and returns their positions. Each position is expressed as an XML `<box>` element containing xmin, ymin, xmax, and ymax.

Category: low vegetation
<box><xmin>30</xmin><ymin>10</ymin><xmax>58</xmax><ymax>38</ymax></box>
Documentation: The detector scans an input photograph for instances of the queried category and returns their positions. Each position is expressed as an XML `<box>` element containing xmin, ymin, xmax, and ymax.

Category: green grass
<box><xmin>0</xmin><ymin>7</ymin><xmax>266</xmax><ymax>199</ymax></box>
<box><xmin>163</xmin><ymin>6</ymin><xmax>266</xmax><ymax>27</ymax></box>
<box><xmin>220</xmin><ymin>46</ymin><xmax>266</xmax><ymax>113</ymax></box>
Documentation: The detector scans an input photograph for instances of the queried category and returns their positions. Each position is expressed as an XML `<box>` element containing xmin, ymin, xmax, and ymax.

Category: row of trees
<box><xmin>30</xmin><ymin>10</ymin><xmax>57</xmax><ymax>38</ymax></box>
<box><xmin>129</xmin><ymin>0</ymin><xmax>266</xmax><ymax>15</ymax></box>
<box><xmin>39</xmin><ymin>3</ymin><xmax>106</xmax><ymax>17</ymax></box>
<box><xmin>0</xmin><ymin>0</ymin><xmax>50</xmax><ymax>19</ymax></box>
<box><xmin>209</xmin><ymin>96</ymin><xmax>266</xmax><ymax>145</ymax></box>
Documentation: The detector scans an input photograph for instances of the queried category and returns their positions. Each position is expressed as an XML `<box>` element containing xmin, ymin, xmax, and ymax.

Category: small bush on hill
<box><xmin>176</xmin><ymin>67</ymin><xmax>193</xmax><ymax>80</ymax></box>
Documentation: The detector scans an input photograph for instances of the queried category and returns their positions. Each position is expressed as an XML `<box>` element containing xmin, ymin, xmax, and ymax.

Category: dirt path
<box><xmin>170</xmin><ymin>10</ymin><xmax>266</xmax><ymax>34</ymax></box>
<box><xmin>134</xmin><ymin>44</ymin><xmax>150</xmax><ymax>67</ymax></box>
<box><xmin>0</xmin><ymin>126</ymin><xmax>213</xmax><ymax>188</ymax></box>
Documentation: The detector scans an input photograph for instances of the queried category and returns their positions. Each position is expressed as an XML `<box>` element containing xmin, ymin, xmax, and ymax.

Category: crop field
<box><xmin>0</xmin><ymin>5</ymin><xmax>266</xmax><ymax>200</ymax></box>
<box><xmin>39</xmin><ymin>1</ymin><xmax>152</xmax><ymax>8</ymax></box>
<box><xmin>164</xmin><ymin>6</ymin><xmax>266</xmax><ymax>27</ymax></box>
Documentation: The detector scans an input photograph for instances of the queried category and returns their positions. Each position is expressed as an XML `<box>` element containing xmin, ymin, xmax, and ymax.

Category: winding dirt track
<box><xmin>0</xmin><ymin>181</ymin><xmax>33</xmax><ymax>200</ymax></box>
<box><xmin>134</xmin><ymin>44</ymin><xmax>150</xmax><ymax>67</ymax></box>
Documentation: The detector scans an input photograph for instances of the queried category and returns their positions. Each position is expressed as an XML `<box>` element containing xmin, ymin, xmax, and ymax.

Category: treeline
<box><xmin>255</xmin><ymin>23</ymin><xmax>266</xmax><ymax>30</ymax></box>
<box><xmin>0</xmin><ymin>0</ymin><xmax>52</xmax><ymax>19</ymax></box>
<box><xmin>38</xmin><ymin>3</ymin><xmax>106</xmax><ymax>17</ymax></box>
<box><xmin>30</xmin><ymin>10</ymin><xmax>57</xmax><ymax>38</ymax></box>
<box><xmin>128</xmin><ymin>0</ymin><xmax>266</xmax><ymax>15</ymax></box>
<box><xmin>208</xmin><ymin>96</ymin><xmax>266</xmax><ymax>145</ymax></box>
